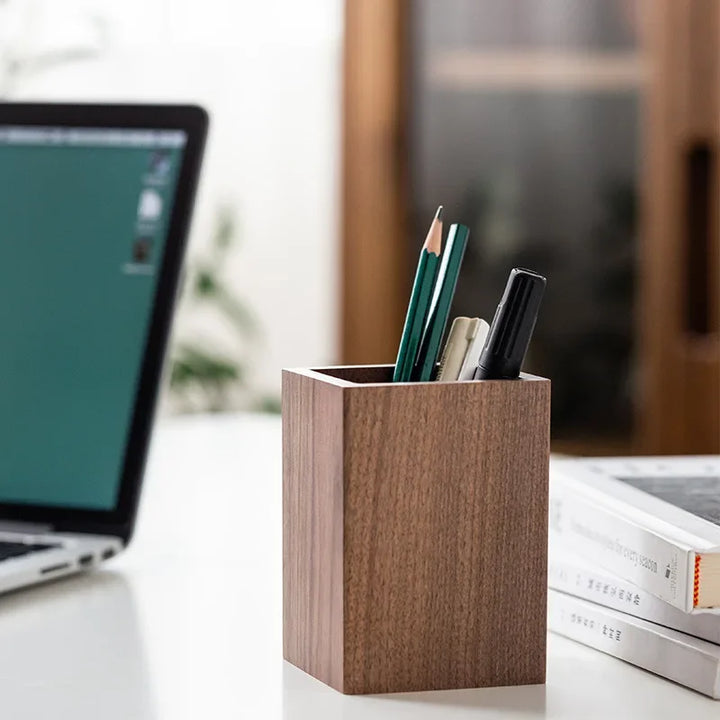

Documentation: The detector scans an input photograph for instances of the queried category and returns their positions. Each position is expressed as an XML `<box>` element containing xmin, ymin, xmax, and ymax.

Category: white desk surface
<box><xmin>0</xmin><ymin>413</ymin><xmax>717</xmax><ymax>719</ymax></box>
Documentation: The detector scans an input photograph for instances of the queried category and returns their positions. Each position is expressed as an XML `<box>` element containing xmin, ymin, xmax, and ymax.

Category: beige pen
<box><xmin>436</xmin><ymin>317</ymin><xmax>489</xmax><ymax>382</ymax></box>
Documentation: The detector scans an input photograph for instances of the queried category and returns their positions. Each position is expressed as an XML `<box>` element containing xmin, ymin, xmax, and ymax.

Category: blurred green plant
<box><xmin>170</xmin><ymin>208</ymin><xmax>279</xmax><ymax>414</ymax></box>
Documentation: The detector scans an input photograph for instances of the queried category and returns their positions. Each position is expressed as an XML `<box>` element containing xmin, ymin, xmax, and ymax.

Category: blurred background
<box><xmin>2</xmin><ymin>0</ymin><xmax>718</xmax><ymax>456</ymax></box>
<box><xmin>0</xmin><ymin>0</ymin><xmax>342</xmax><ymax>415</ymax></box>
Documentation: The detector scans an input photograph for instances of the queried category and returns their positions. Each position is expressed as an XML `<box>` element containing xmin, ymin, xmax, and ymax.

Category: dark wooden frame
<box><xmin>638</xmin><ymin>0</ymin><xmax>720</xmax><ymax>453</ymax></box>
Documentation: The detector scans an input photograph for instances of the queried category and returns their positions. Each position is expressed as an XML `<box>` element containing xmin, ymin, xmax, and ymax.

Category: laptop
<box><xmin>0</xmin><ymin>103</ymin><xmax>207</xmax><ymax>594</ymax></box>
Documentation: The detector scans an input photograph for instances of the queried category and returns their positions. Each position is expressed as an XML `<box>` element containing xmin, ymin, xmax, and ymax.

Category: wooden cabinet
<box><xmin>638</xmin><ymin>0</ymin><xmax>720</xmax><ymax>453</ymax></box>
<box><xmin>342</xmin><ymin>0</ymin><xmax>719</xmax><ymax>454</ymax></box>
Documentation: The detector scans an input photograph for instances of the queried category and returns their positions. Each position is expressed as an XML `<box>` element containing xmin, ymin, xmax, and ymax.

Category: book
<box><xmin>550</xmin><ymin>456</ymin><xmax>720</xmax><ymax>613</ymax></box>
<box><xmin>548</xmin><ymin>589</ymin><xmax>720</xmax><ymax>698</ymax></box>
<box><xmin>549</xmin><ymin>546</ymin><xmax>720</xmax><ymax>644</ymax></box>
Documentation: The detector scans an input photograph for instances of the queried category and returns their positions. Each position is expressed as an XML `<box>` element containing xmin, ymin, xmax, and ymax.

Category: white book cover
<box><xmin>549</xmin><ymin>545</ymin><xmax>720</xmax><ymax>644</ymax></box>
<box><xmin>548</xmin><ymin>590</ymin><xmax>720</xmax><ymax>699</ymax></box>
<box><xmin>550</xmin><ymin>456</ymin><xmax>720</xmax><ymax>613</ymax></box>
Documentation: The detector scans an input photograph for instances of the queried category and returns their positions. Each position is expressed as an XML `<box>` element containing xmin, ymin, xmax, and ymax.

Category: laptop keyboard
<box><xmin>0</xmin><ymin>541</ymin><xmax>59</xmax><ymax>561</ymax></box>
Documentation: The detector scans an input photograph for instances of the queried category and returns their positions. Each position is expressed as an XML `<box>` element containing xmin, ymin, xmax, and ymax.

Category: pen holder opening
<box><xmin>282</xmin><ymin>364</ymin><xmax>551</xmax><ymax>694</ymax></box>
<box><xmin>309</xmin><ymin>364</ymin><xmax>395</xmax><ymax>383</ymax></box>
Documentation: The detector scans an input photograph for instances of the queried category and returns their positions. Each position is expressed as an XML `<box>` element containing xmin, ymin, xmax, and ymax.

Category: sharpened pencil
<box><xmin>412</xmin><ymin>223</ymin><xmax>470</xmax><ymax>381</ymax></box>
<box><xmin>393</xmin><ymin>206</ymin><xmax>443</xmax><ymax>382</ymax></box>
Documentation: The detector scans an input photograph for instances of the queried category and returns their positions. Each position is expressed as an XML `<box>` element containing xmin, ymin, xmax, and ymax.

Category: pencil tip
<box><xmin>423</xmin><ymin>205</ymin><xmax>444</xmax><ymax>254</ymax></box>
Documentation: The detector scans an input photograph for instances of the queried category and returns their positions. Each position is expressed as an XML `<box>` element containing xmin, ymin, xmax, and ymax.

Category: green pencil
<box><xmin>393</xmin><ymin>206</ymin><xmax>443</xmax><ymax>382</ymax></box>
<box><xmin>411</xmin><ymin>223</ymin><xmax>470</xmax><ymax>382</ymax></box>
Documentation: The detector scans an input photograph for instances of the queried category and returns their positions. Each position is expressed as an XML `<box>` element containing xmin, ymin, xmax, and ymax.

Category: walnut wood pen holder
<box><xmin>282</xmin><ymin>365</ymin><xmax>550</xmax><ymax>695</ymax></box>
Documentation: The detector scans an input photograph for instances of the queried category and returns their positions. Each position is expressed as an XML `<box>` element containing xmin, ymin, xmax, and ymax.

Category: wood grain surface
<box><xmin>282</xmin><ymin>371</ymin><xmax>344</xmax><ymax>690</ymax></box>
<box><xmin>283</xmin><ymin>366</ymin><xmax>550</xmax><ymax>694</ymax></box>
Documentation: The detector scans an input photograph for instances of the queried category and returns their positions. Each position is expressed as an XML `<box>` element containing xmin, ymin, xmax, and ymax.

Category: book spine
<box><xmin>550</xmin><ymin>480</ymin><xmax>694</xmax><ymax>612</ymax></box>
<box><xmin>548</xmin><ymin>591</ymin><xmax>720</xmax><ymax>699</ymax></box>
<box><xmin>549</xmin><ymin>552</ymin><xmax>720</xmax><ymax>644</ymax></box>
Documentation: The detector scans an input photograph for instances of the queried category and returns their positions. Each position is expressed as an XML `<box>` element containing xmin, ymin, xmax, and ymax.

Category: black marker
<box><xmin>473</xmin><ymin>268</ymin><xmax>546</xmax><ymax>380</ymax></box>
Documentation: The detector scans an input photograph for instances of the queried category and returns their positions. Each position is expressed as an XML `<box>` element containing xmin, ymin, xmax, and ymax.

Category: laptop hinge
<box><xmin>0</xmin><ymin>520</ymin><xmax>54</xmax><ymax>534</ymax></box>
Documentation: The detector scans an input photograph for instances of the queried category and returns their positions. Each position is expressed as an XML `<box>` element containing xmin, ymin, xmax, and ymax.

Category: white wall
<box><xmin>2</xmin><ymin>0</ymin><xmax>342</xmax><ymax>405</ymax></box>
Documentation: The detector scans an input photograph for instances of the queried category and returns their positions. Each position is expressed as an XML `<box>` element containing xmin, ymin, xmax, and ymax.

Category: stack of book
<box><xmin>548</xmin><ymin>456</ymin><xmax>720</xmax><ymax>698</ymax></box>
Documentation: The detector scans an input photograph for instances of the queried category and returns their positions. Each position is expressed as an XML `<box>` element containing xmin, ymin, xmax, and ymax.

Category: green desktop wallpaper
<box><xmin>0</xmin><ymin>138</ymin><xmax>183</xmax><ymax>510</ymax></box>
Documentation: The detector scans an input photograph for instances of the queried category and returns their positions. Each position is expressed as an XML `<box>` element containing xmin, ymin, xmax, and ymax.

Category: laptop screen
<box><xmin>0</xmin><ymin>126</ymin><xmax>186</xmax><ymax>511</ymax></box>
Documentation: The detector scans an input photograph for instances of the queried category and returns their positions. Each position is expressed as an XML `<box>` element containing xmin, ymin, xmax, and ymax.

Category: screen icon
<box><xmin>148</xmin><ymin>149</ymin><xmax>172</xmax><ymax>177</ymax></box>
<box><xmin>132</xmin><ymin>237</ymin><xmax>153</xmax><ymax>264</ymax></box>
<box><xmin>137</xmin><ymin>189</ymin><xmax>163</xmax><ymax>221</ymax></box>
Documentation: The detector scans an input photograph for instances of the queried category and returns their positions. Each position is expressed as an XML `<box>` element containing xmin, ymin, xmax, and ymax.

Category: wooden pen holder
<box><xmin>282</xmin><ymin>365</ymin><xmax>550</xmax><ymax>695</ymax></box>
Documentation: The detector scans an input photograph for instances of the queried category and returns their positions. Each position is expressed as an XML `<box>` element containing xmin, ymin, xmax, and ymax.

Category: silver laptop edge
<box><xmin>0</xmin><ymin>521</ymin><xmax>123</xmax><ymax>595</ymax></box>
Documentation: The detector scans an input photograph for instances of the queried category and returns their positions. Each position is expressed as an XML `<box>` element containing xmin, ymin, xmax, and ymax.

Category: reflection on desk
<box><xmin>0</xmin><ymin>572</ymin><xmax>153</xmax><ymax>719</ymax></box>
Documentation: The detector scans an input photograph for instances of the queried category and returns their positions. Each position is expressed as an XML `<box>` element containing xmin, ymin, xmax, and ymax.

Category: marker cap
<box><xmin>474</xmin><ymin>268</ymin><xmax>546</xmax><ymax>380</ymax></box>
